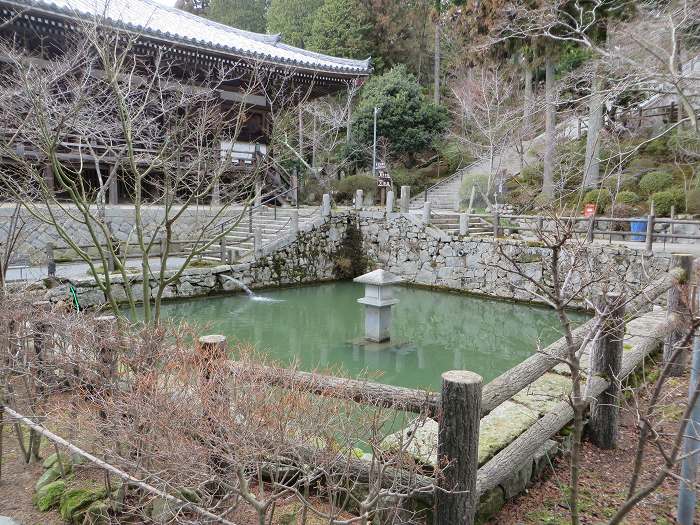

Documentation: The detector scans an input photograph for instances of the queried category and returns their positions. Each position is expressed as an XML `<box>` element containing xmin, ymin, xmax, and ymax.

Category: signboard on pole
<box><xmin>583</xmin><ymin>203</ymin><xmax>597</xmax><ymax>218</ymax></box>
<box><xmin>376</xmin><ymin>162</ymin><xmax>392</xmax><ymax>188</ymax></box>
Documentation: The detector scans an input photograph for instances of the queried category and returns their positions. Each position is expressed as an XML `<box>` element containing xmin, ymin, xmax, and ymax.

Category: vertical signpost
<box><xmin>376</xmin><ymin>161</ymin><xmax>391</xmax><ymax>206</ymax></box>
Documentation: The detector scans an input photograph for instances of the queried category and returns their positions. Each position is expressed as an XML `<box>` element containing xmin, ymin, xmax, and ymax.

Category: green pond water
<box><xmin>156</xmin><ymin>282</ymin><xmax>587</xmax><ymax>391</ymax></box>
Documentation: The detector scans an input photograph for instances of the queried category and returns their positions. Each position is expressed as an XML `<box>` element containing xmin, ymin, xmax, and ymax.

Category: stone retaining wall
<box><xmin>357</xmin><ymin>211</ymin><xmax>672</xmax><ymax>306</ymax></box>
<box><xmin>45</xmin><ymin>214</ymin><xmax>353</xmax><ymax>307</ymax></box>
<box><xmin>43</xmin><ymin>210</ymin><xmax>673</xmax><ymax>309</ymax></box>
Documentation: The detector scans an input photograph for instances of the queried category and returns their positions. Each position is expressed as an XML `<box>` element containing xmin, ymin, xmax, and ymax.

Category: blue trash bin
<box><xmin>630</xmin><ymin>218</ymin><xmax>647</xmax><ymax>241</ymax></box>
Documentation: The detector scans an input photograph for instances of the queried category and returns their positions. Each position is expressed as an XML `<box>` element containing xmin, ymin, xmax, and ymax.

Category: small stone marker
<box><xmin>355</xmin><ymin>189</ymin><xmax>363</xmax><ymax>210</ymax></box>
<box><xmin>386</xmin><ymin>190</ymin><xmax>394</xmax><ymax>213</ymax></box>
<box><xmin>354</xmin><ymin>269</ymin><xmax>403</xmax><ymax>343</ymax></box>
<box><xmin>322</xmin><ymin>193</ymin><xmax>331</xmax><ymax>217</ymax></box>
<box><xmin>400</xmin><ymin>186</ymin><xmax>410</xmax><ymax>213</ymax></box>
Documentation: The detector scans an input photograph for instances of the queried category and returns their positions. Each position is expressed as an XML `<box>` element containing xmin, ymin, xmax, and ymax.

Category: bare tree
<box><xmin>0</xmin><ymin>21</ymin><xmax>303</xmax><ymax>323</ymax></box>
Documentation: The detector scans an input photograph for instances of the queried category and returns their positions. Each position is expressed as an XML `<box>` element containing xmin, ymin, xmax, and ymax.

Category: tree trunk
<box><xmin>433</xmin><ymin>20</ymin><xmax>440</xmax><ymax>105</ymax></box>
<box><xmin>523</xmin><ymin>57</ymin><xmax>533</xmax><ymax>138</ymax></box>
<box><xmin>542</xmin><ymin>53</ymin><xmax>556</xmax><ymax>197</ymax></box>
<box><xmin>583</xmin><ymin>64</ymin><xmax>603</xmax><ymax>189</ymax></box>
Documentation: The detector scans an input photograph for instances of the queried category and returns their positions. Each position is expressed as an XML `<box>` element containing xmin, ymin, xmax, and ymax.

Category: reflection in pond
<box><xmin>157</xmin><ymin>282</ymin><xmax>588</xmax><ymax>391</ymax></box>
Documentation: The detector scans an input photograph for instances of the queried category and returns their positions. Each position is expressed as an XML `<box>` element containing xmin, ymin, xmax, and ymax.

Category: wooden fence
<box><xmin>1</xmin><ymin>264</ymin><xmax>689</xmax><ymax>524</ymax></box>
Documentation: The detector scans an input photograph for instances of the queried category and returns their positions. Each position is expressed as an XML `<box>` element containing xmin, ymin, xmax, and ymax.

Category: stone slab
<box><xmin>512</xmin><ymin>373</ymin><xmax>572</xmax><ymax>416</ymax></box>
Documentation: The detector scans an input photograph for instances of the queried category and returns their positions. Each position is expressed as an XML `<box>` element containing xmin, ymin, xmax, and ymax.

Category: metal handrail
<box><xmin>217</xmin><ymin>184</ymin><xmax>298</xmax><ymax>231</ymax></box>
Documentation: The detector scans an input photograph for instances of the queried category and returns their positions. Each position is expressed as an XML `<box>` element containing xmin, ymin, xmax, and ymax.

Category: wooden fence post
<box><xmin>493</xmin><ymin>209</ymin><xmax>500</xmax><ymax>238</ymax></box>
<box><xmin>436</xmin><ymin>370</ymin><xmax>482</xmax><ymax>525</ymax></box>
<box><xmin>590</xmin><ymin>293</ymin><xmax>625</xmax><ymax>449</ymax></box>
<box><xmin>664</xmin><ymin>254</ymin><xmax>695</xmax><ymax>377</ymax></box>
<box><xmin>95</xmin><ymin>315</ymin><xmax>117</xmax><ymax>385</ymax></box>
<box><xmin>645</xmin><ymin>201</ymin><xmax>655</xmax><ymax>255</ymax></box>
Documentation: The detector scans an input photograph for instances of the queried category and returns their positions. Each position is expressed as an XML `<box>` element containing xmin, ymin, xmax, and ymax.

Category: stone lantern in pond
<box><xmin>354</xmin><ymin>269</ymin><xmax>403</xmax><ymax>343</ymax></box>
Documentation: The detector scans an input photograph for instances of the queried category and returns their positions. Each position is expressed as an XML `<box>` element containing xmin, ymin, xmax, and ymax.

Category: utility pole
<box><xmin>372</xmin><ymin>106</ymin><xmax>379</xmax><ymax>177</ymax></box>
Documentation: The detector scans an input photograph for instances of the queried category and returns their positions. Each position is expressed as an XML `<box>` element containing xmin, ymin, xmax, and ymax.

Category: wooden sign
<box><xmin>377</xmin><ymin>172</ymin><xmax>392</xmax><ymax>188</ymax></box>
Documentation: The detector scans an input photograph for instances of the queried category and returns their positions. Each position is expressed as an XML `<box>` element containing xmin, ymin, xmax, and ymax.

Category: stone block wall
<box><xmin>357</xmin><ymin>211</ymin><xmax>672</xmax><ymax>306</ymax></box>
<box><xmin>45</xmin><ymin>214</ymin><xmax>354</xmax><ymax>307</ymax></box>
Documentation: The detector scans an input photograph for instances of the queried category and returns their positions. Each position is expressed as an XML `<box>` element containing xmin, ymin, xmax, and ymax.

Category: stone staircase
<box><xmin>411</xmin><ymin>172</ymin><xmax>464</xmax><ymax>211</ymax></box>
<box><xmin>429</xmin><ymin>212</ymin><xmax>492</xmax><ymax>237</ymax></box>
<box><xmin>214</xmin><ymin>207</ymin><xmax>319</xmax><ymax>262</ymax></box>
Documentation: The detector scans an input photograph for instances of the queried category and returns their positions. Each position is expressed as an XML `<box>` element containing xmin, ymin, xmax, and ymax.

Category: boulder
<box><xmin>36</xmin><ymin>462</ymin><xmax>69</xmax><ymax>491</ymax></box>
<box><xmin>42</xmin><ymin>452</ymin><xmax>70</xmax><ymax>470</ymax></box>
<box><xmin>478</xmin><ymin>401</ymin><xmax>539</xmax><ymax>465</ymax></box>
<box><xmin>59</xmin><ymin>487</ymin><xmax>107</xmax><ymax>524</ymax></box>
<box><xmin>83</xmin><ymin>500</ymin><xmax>111</xmax><ymax>525</ymax></box>
<box><xmin>148</xmin><ymin>496</ymin><xmax>184</xmax><ymax>524</ymax></box>
<box><xmin>380</xmin><ymin>417</ymin><xmax>439</xmax><ymax>466</ymax></box>
<box><xmin>34</xmin><ymin>480</ymin><xmax>66</xmax><ymax>511</ymax></box>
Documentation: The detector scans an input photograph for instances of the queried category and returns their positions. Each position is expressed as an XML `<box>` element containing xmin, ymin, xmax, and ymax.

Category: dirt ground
<box><xmin>493</xmin><ymin>368</ymin><xmax>695</xmax><ymax>525</ymax></box>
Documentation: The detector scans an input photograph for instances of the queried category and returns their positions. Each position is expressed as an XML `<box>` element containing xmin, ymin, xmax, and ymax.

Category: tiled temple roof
<box><xmin>5</xmin><ymin>0</ymin><xmax>372</xmax><ymax>75</ymax></box>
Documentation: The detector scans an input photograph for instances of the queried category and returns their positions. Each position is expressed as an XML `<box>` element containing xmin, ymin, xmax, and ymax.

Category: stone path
<box><xmin>5</xmin><ymin>257</ymin><xmax>186</xmax><ymax>283</ymax></box>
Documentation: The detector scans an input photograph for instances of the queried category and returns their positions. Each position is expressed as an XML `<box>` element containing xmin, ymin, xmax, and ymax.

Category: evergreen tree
<box><xmin>205</xmin><ymin>0</ymin><xmax>267</xmax><ymax>33</ymax></box>
<box><xmin>353</xmin><ymin>65</ymin><xmax>448</xmax><ymax>165</ymax></box>
<box><xmin>308</xmin><ymin>0</ymin><xmax>372</xmax><ymax>59</ymax></box>
<box><xmin>266</xmin><ymin>0</ymin><xmax>323</xmax><ymax>48</ymax></box>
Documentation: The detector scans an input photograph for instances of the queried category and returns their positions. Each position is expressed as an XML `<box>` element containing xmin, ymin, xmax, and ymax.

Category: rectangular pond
<box><xmin>156</xmin><ymin>282</ymin><xmax>588</xmax><ymax>391</ymax></box>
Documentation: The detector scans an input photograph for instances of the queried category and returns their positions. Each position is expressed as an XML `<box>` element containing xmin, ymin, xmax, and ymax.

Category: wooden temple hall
<box><xmin>0</xmin><ymin>0</ymin><xmax>371</xmax><ymax>204</ymax></box>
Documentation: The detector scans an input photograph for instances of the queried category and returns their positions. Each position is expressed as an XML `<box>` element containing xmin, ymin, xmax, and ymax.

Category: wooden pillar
<box><xmin>219</xmin><ymin>236</ymin><xmax>228</xmax><ymax>264</ymax></box>
<box><xmin>108</xmin><ymin>173</ymin><xmax>119</xmax><ymax>206</ymax></box>
<box><xmin>664</xmin><ymin>254</ymin><xmax>695</xmax><ymax>376</ymax></box>
<box><xmin>43</xmin><ymin>165</ymin><xmax>54</xmax><ymax>195</ymax></box>
<box><xmin>590</xmin><ymin>293</ymin><xmax>625</xmax><ymax>449</ymax></box>
<box><xmin>493</xmin><ymin>209</ymin><xmax>500</xmax><ymax>237</ymax></box>
<box><xmin>436</xmin><ymin>370</ymin><xmax>482</xmax><ymax>525</ymax></box>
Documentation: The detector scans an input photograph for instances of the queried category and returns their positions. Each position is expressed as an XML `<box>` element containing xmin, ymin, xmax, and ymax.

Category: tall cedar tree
<box><xmin>266</xmin><ymin>0</ymin><xmax>323</xmax><ymax>47</ymax></box>
<box><xmin>205</xmin><ymin>0</ymin><xmax>267</xmax><ymax>33</ymax></box>
<box><xmin>308</xmin><ymin>0</ymin><xmax>373</xmax><ymax>59</ymax></box>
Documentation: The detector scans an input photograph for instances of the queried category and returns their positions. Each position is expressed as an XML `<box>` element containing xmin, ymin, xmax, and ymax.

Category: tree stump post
<box><xmin>31</xmin><ymin>301</ymin><xmax>51</xmax><ymax>397</ymax></box>
<box><xmin>664</xmin><ymin>254</ymin><xmax>695</xmax><ymax>376</ymax></box>
<box><xmin>436</xmin><ymin>370</ymin><xmax>482</xmax><ymax>525</ymax></box>
<box><xmin>590</xmin><ymin>293</ymin><xmax>625</xmax><ymax>449</ymax></box>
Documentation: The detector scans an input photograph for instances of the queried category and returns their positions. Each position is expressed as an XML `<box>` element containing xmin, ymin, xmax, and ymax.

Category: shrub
<box><xmin>642</xmin><ymin>135</ymin><xmax>671</xmax><ymax>158</ymax></box>
<box><xmin>331</xmin><ymin>174</ymin><xmax>376</xmax><ymax>204</ymax></box>
<box><xmin>615</xmin><ymin>190</ymin><xmax>640</xmax><ymax>205</ymax></box>
<box><xmin>626</xmin><ymin>157</ymin><xmax>658</xmax><ymax>173</ymax></box>
<box><xmin>300</xmin><ymin>178</ymin><xmax>325</xmax><ymax>205</ymax></box>
<box><xmin>687</xmin><ymin>188</ymin><xmax>700</xmax><ymax>214</ymax></box>
<box><xmin>459</xmin><ymin>173</ymin><xmax>490</xmax><ymax>208</ymax></box>
<box><xmin>603</xmin><ymin>173</ymin><xmax>639</xmax><ymax>192</ymax></box>
<box><xmin>391</xmin><ymin>167</ymin><xmax>436</xmax><ymax>196</ymax></box>
<box><xmin>582</xmin><ymin>188</ymin><xmax>612</xmax><ymax>213</ymax></box>
<box><xmin>439</xmin><ymin>140</ymin><xmax>473</xmax><ymax>173</ymax></box>
<box><xmin>651</xmin><ymin>188</ymin><xmax>685</xmax><ymax>217</ymax></box>
<box><xmin>519</xmin><ymin>162</ymin><xmax>543</xmax><ymax>187</ymax></box>
<box><xmin>639</xmin><ymin>171</ymin><xmax>674</xmax><ymax>195</ymax></box>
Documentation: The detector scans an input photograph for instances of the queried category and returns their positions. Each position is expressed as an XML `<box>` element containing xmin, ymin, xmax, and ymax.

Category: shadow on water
<box><xmin>156</xmin><ymin>281</ymin><xmax>589</xmax><ymax>391</ymax></box>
